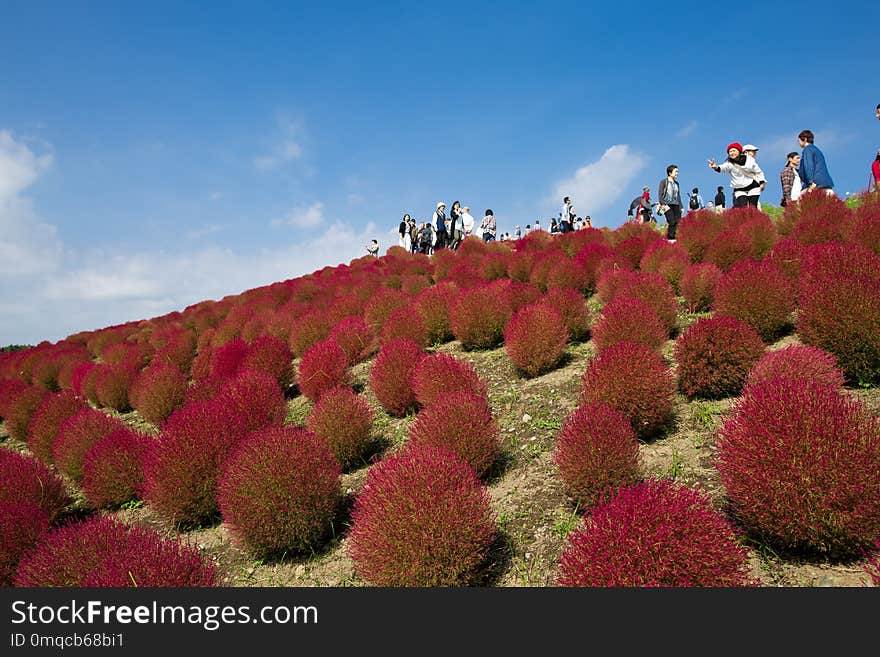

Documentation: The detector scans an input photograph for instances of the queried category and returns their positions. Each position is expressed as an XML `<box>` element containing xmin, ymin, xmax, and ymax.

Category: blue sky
<box><xmin>2</xmin><ymin>0</ymin><xmax>878</xmax><ymax>344</ymax></box>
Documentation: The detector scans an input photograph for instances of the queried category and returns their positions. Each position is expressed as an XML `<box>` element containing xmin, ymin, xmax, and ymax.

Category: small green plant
<box><xmin>119</xmin><ymin>499</ymin><xmax>144</xmax><ymax>511</ymax></box>
<box><xmin>690</xmin><ymin>401</ymin><xmax>722</xmax><ymax>428</ymax></box>
<box><xmin>668</xmin><ymin>447</ymin><xmax>685</xmax><ymax>480</ymax></box>
<box><xmin>552</xmin><ymin>506</ymin><xmax>580</xmax><ymax>540</ymax></box>
<box><xmin>532</xmin><ymin>418</ymin><xmax>562</xmax><ymax>431</ymax></box>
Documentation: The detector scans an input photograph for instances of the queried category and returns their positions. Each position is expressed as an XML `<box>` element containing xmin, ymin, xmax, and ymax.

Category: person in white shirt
<box><xmin>460</xmin><ymin>206</ymin><xmax>475</xmax><ymax>240</ymax></box>
<box><xmin>780</xmin><ymin>152</ymin><xmax>803</xmax><ymax>206</ymax></box>
<box><xmin>708</xmin><ymin>142</ymin><xmax>766</xmax><ymax>208</ymax></box>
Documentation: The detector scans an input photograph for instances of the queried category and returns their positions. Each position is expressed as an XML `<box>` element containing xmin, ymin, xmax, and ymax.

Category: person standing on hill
<box><xmin>432</xmin><ymin>202</ymin><xmax>448</xmax><ymax>250</ymax></box>
<box><xmin>708</xmin><ymin>142</ymin><xmax>766</xmax><ymax>208</ymax></box>
<box><xmin>872</xmin><ymin>149</ymin><xmax>880</xmax><ymax>192</ymax></box>
<box><xmin>780</xmin><ymin>152</ymin><xmax>803</xmax><ymax>206</ymax></box>
<box><xmin>480</xmin><ymin>209</ymin><xmax>497</xmax><ymax>242</ymax></box>
<box><xmin>408</xmin><ymin>217</ymin><xmax>419</xmax><ymax>252</ymax></box>
<box><xmin>399</xmin><ymin>214</ymin><xmax>410</xmax><ymax>249</ymax></box>
<box><xmin>460</xmin><ymin>205</ymin><xmax>475</xmax><ymax>240</ymax></box>
<box><xmin>714</xmin><ymin>185</ymin><xmax>726</xmax><ymax>209</ymax></box>
<box><xmin>797</xmin><ymin>130</ymin><xmax>835</xmax><ymax>195</ymax></box>
<box><xmin>449</xmin><ymin>200</ymin><xmax>462</xmax><ymax>250</ymax></box>
<box><xmin>658</xmin><ymin>164</ymin><xmax>683</xmax><ymax>241</ymax></box>
<box><xmin>687</xmin><ymin>187</ymin><xmax>704</xmax><ymax>211</ymax></box>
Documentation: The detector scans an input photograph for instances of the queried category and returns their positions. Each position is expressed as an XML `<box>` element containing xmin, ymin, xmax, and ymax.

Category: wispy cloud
<box><xmin>676</xmin><ymin>120</ymin><xmax>698</xmax><ymax>138</ymax></box>
<box><xmin>185</xmin><ymin>224</ymin><xmax>223</xmax><ymax>240</ymax></box>
<box><xmin>253</xmin><ymin>113</ymin><xmax>307</xmax><ymax>171</ymax></box>
<box><xmin>271</xmin><ymin>201</ymin><xmax>325</xmax><ymax>228</ymax></box>
<box><xmin>550</xmin><ymin>145</ymin><xmax>649</xmax><ymax>225</ymax></box>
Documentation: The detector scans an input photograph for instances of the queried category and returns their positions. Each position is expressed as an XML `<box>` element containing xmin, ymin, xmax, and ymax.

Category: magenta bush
<box><xmin>130</xmin><ymin>363</ymin><xmax>188</xmax><ymax>425</ymax></box>
<box><xmin>217</xmin><ymin>426</ymin><xmax>341</xmax><ymax>557</ymax></box>
<box><xmin>416</xmin><ymin>282</ymin><xmax>457</xmax><ymax>345</ymax></box>
<box><xmin>296</xmin><ymin>338</ymin><xmax>349</xmax><ymax>402</ymax></box>
<box><xmin>27</xmin><ymin>390</ymin><xmax>88</xmax><ymax>465</ymax></box>
<box><xmin>680</xmin><ymin>263</ymin><xmax>723</xmax><ymax>313</ymax></box>
<box><xmin>82</xmin><ymin>428</ymin><xmax>154</xmax><ymax>509</ymax></box>
<box><xmin>242</xmin><ymin>335</ymin><xmax>294</xmax><ymax>388</ymax></box>
<box><xmin>714</xmin><ymin>259</ymin><xmax>795</xmax><ymax>342</ymax></box>
<box><xmin>379</xmin><ymin>306</ymin><xmax>429</xmax><ymax>348</ymax></box>
<box><xmin>450</xmin><ymin>283</ymin><xmax>512</xmax><ymax>349</ymax></box>
<box><xmin>214</xmin><ymin>368</ymin><xmax>287</xmax><ymax>432</ymax></box>
<box><xmin>306</xmin><ymin>386</ymin><xmax>374</xmax><ymax>469</ymax></box>
<box><xmin>3</xmin><ymin>384</ymin><xmax>49</xmax><ymax>441</ymax></box>
<box><xmin>328</xmin><ymin>316</ymin><xmax>375</xmax><ymax>365</ymax></box>
<box><xmin>0</xmin><ymin>502</ymin><xmax>51</xmax><ymax>585</ymax></box>
<box><xmin>552</xmin><ymin>402</ymin><xmax>641</xmax><ymax>509</ymax></box>
<box><xmin>504</xmin><ymin>303</ymin><xmax>569</xmax><ymax>377</ymax></box>
<box><xmin>348</xmin><ymin>443</ymin><xmax>496</xmax><ymax>586</ymax></box>
<box><xmin>0</xmin><ymin>449</ymin><xmax>69</xmax><ymax>521</ymax></box>
<box><xmin>411</xmin><ymin>352</ymin><xmax>488</xmax><ymax>408</ymax></box>
<box><xmin>542</xmin><ymin>287</ymin><xmax>591</xmax><ymax>341</ymax></box>
<box><xmin>590</xmin><ymin>296</ymin><xmax>669</xmax><ymax>353</ymax></box>
<box><xmin>745</xmin><ymin>344</ymin><xmax>845</xmax><ymax>391</ymax></box>
<box><xmin>53</xmin><ymin>407</ymin><xmax>129</xmax><ymax>483</ymax></box>
<box><xmin>369</xmin><ymin>338</ymin><xmax>424</xmax><ymax>417</ymax></box>
<box><xmin>557</xmin><ymin>479</ymin><xmax>754</xmax><ymax>586</ymax></box>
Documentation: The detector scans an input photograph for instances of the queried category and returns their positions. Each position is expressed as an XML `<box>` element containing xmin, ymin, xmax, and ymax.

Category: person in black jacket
<box><xmin>658</xmin><ymin>165</ymin><xmax>683</xmax><ymax>241</ymax></box>
<box><xmin>714</xmin><ymin>185</ymin><xmax>726</xmax><ymax>209</ymax></box>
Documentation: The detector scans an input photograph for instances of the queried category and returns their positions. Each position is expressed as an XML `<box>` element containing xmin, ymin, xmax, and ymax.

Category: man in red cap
<box><xmin>708</xmin><ymin>142</ymin><xmax>766</xmax><ymax>208</ymax></box>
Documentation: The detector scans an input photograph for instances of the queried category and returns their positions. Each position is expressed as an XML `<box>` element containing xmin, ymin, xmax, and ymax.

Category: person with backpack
<box><xmin>658</xmin><ymin>165</ymin><xmax>683</xmax><ymax>241</ymax></box>
<box><xmin>708</xmin><ymin>142</ymin><xmax>766</xmax><ymax>208</ymax></box>
<box><xmin>687</xmin><ymin>187</ymin><xmax>704</xmax><ymax>212</ymax></box>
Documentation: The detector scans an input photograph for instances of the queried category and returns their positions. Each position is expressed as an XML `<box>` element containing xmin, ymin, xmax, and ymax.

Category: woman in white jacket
<box><xmin>460</xmin><ymin>206</ymin><xmax>475</xmax><ymax>241</ymax></box>
<box><xmin>708</xmin><ymin>142</ymin><xmax>766</xmax><ymax>208</ymax></box>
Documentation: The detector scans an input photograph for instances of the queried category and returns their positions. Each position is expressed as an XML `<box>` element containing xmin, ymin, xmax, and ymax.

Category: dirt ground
<box><xmin>4</xmin><ymin>314</ymin><xmax>878</xmax><ymax>588</ymax></box>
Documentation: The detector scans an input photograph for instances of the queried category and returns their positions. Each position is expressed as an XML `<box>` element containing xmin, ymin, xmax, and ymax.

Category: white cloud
<box><xmin>676</xmin><ymin>120</ymin><xmax>698</xmax><ymax>138</ymax></box>
<box><xmin>550</xmin><ymin>144</ymin><xmax>649</xmax><ymax>222</ymax></box>
<box><xmin>184</xmin><ymin>224</ymin><xmax>223</xmax><ymax>240</ymax></box>
<box><xmin>272</xmin><ymin>201</ymin><xmax>326</xmax><ymax>228</ymax></box>
<box><xmin>253</xmin><ymin>113</ymin><xmax>307</xmax><ymax>171</ymax></box>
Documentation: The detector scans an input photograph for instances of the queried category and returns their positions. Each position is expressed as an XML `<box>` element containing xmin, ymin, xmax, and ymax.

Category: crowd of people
<box><xmin>369</xmin><ymin>108</ymin><xmax>880</xmax><ymax>254</ymax></box>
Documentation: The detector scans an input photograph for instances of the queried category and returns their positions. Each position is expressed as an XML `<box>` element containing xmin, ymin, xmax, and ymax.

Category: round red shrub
<box><xmin>591</xmin><ymin>296</ymin><xmax>668</xmax><ymax>353</ymax></box>
<box><xmin>579</xmin><ymin>341</ymin><xmax>675</xmax><ymax>440</ymax></box>
<box><xmin>208</xmin><ymin>337</ymin><xmax>249</xmax><ymax>378</ymax></box>
<box><xmin>680</xmin><ymin>263</ymin><xmax>723</xmax><ymax>313</ymax></box>
<box><xmin>847</xmin><ymin>201</ymin><xmax>880</xmax><ymax>255</ymax></box>
<box><xmin>674</xmin><ymin>316</ymin><xmax>765</xmax><ymax>400</ymax></box>
<box><xmin>786</xmin><ymin>189</ymin><xmax>851</xmax><ymax>245</ymax></box>
<box><xmin>82</xmin><ymin>428</ymin><xmax>154</xmax><ymax>509</ymax></box>
<box><xmin>145</xmin><ymin>399</ymin><xmax>251</xmax><ymax>527</ymax></box>
<box><xmin>53</xmin><ymin>407</ymin><xmax>128</xmax><ymax>483</ymax></box>
<box><xmin>14</xmin><ymin>516</ymin><xmax>217</xmax><ymax>587</ymax></box>
<box><xmin>506</xmin><ymin>249</ymin><xmax>536</xmax><ymax>283</ymax></box>
<box><xmin>306</xmin><ymin>386</ymin><xmax>374</xmax><ymax>469</ymax></box>
<box><xmin>296</xmin><ymin>338</ymin><xmax>349</xmax><ymax>402</ymax></box>
<box><xmin>3</xmin><ymin>384</ymin><xmax>49</xmax><ymax>441</ymax></box>
<box><xmin>676</xmin><ymin>209</ymin><xmax>725</xmax><ymax>262</ymax></box>
<box><xmin>610</xmin><ymin>272</ymin><xmax>679</xmax><ymax>333</ymax></box>
<box><xmin>328</xmin><ymin>316</ymin><xmax>375</xmax><ymax>365</ymax></box>
<box><xmin>505</xmin><ymin>281</ymin><xmax>543</xmax><ymax>312</ymax></box>
<box><xmin>0</xmin><ymin>502</ymin><xmax>51</xmax><ymax>585</ymax></box>
<box><xmin>714</xmin><ymin>259</ymin><xmax>795</xmax><ymax>342</ymax></box>
<box><xmin>217</xmin><ymin>426</ymin><xmax>341</xmax><ymax>558</ymax></box>
<box><xmin>745</xmin><ymin>344</ymin><xmax>845</xmax><ymax>391</ymax></box>
<box><xmin>407</xmin><ymin>391</ymin><xmax>500</xmax><ymax>476</ymax></box>
<box><xmin>0</xmin><ymin>379</ymin><xmax>32</xmax><ymax>420</ymax></box>
<box><xmin>70</xmin><ymin>361</ymin><xmax>98</xmax><ymax>401</ymax></box>
<box><xmin>450</xmin><ymin>283</ymin><xmax>512</xmax><ymax>349</ymax></box>
<box><xmin>411</xmin><ymin>353</ymin><xmax>488</xmax><ymax>408</ymax></box>
<box><xmin>369</xmin><ymin>338</ymin><xmax>424</xmax><ymax>417</ymax></box>
<box><xmin>348</xmin><ymin>443</ymin><xmax>496</xmax><ymax>586</ymax></box>
<box><xmin>573</xmin><ymin>242</ymin><xmax>617</xmax><ymax>293</ymax></box>
<box><xmin>364</xmin><ymin>289</ymin><xmax>411</xmax><ymax>333</ymax></box>
<box><xmin>716</xmin><ymin>377</ymin><xmax>880</xmax><ymax>555</ymax></box>
<box><xmin>552</xmin><ymin>402</ymin><xmax>640</xmax><ymax>509</ymax></box>
<box><xmin>0</xmin><ymin>449</ymin><xmax>69</xmax><ymax>521</ymax></box>
<box><xmin>557</xmin><ymin>479</ymin><xmax>754</xmax><ymax>586</ymax></box>
<box><xmin>416</xmin><ymin>282</ymin><xmax>458</xmax><ymax>345</ymax></box>
<box><xmin>542</xmin><ymin>287</ymin><xmax>591</xmax><ymax>341</ymax></box>
<box><xmin>94</xmin><ymin>363</ymin><xmax>138</xmax><ymax>412</ymax></box>
<box><xmin>380</xmin><ymin>306</ymin><xmax>428</xmax><ymax>348</ymax></box>
<box><xmin>765</xmin><ymin>236</ymin><xmax>806</xmax><ymax>283</ymax></box>
<box><xmin>401</xmin><ymin>273</ymin><xmax>432</xmax><ymax>296</ymax></box>
<box><xmin>242</xmin><ymin>335</ymin><xmax>294</xmax><ymax>388</ymax></box>
<box><xmin>215</xmin><ymin>368</ymin><xmax>287</xmax><ymax>432</ymax></box>
<box><xmin>129</xmin><ymin>363</ymin><xmax>188</xmax><ymax>425</ymax></box>
<box><xmin>153</xmin><ymin>330</ymin><xmax>196</xmax><ymax>372</ymax></box>
<box><xmin>27</xmin><ymin>390</ymin><xmax>88</xmax><ymax>465</ymax></box>
<box><xmin>288</xmin><ymin>312</ymin><xmax>331</xmax><ymax>359</ymax></box>
<box><xmin>545</xmin><ymin>257</ymin><xmax>590</xmax><ymax>294</ymax></box>
<box><xmin>503</xmin><ymin>303</ymin><xmax>568</xmax><ymax>377</ymax></box>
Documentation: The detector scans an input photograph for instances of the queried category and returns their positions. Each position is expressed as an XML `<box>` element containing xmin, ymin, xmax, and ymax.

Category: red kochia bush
<box><xmin>0</xmin><ymin>449</ymin><xmax>69</xmax><ymax>521</ymax></box>
<box><xmin>0</xmin><ymin>379</ymin><xmax>31</xmax><ymax>420</ymax></box>
<box><xmin>590</xmin><ymin>297</ymin><xmax>668</xmax><ymax>353</ymax></box>
<box><xmin>716</xmin><ymin>378</ymin><xmax>880</xmax><ymax>555</ymax></box>
<box><xmin>217</xmin><ymin>426</ymin><xmax>341</xmax><ymax>558</ymax></box>
<box><xmin>145</xmin><ymin>399</ymin><xmax>251</xmax><ymax>526</ymax></box>
<box><xmin>865</xmin><ymin>541</ymin><xmax>880</xmax><ymax>586</ymax></box>
<box><xmin>674</xmin><ymin>316</ymin><xmax>765</xmax><ymax>400</ymax></box>
<box><xmin>3</xmin><ymin>384</ymin><xmax>49</xmax><ymax>441</ymax></box>
<box><xmin>214</xmin><ymin>368</ymin><xmax>287</xmax><ymax>432</ymax></box>
<box><xmin>53</xmin><ymin>407</ymin><xmax>129</xmax><ymax>483</ymax></box>
<box><xmin>242</xmin><ymin>335</ymin><xmax>294</xmax><ymax>388</ymax></box>
<box><xmin>82</xmin><ymin>429</ymin><xmax>154</xmax><ymax>509</ymax></box>
<box><xmin>411</xmin><ymin>353</ymin><xmax>488</xmax><ymax>408</ymax></box>
<box><xmin>552</xmin><ymin>402</ymin><xmax>640</xmax><ymax>509</ymax></box>
<box><xmin>0</xmin><ymin>502</ymin><xmax>50</xmax><ymax>585</ymax></box>
<box><xmin>450</xmin><ymin>283</ymin><xmax>512</xmax><ymax>349</ymax></box>
<box><xmin>416</xmin><ymin>282</ymin><xmax>458</xmax><ymax>345</ymax></box>
<box><xmin>676</xmin><ymin>209</ymin><xmax>725</xmax><ymax>262</ymax></box>
<box><xmin>130</xmin><ymin>363</ymin><xmax>188</xmax><ymax>425</ymax></box>
<box><xmin>610</xmin><ymin>272</ymin><xmax>679</xmax><ymax>334</ymax></box>
<box><xmin>208</xmin><ymin>338</ymin><xmax>249</xmax><ymax>378</ymax></box>
<box><xmin>380</xmin><ymin>306</ymin><xmax>429</xmax><ymax>348</ymax></box>
<box><xmin>504</xmin><ymin>303</ymin><xmax>569</xmax><ymax>377</ymax></box>
<box><xmin>328</xmin><ymin>316</ymin><xmax>375</xmax><ymax>365</ymax></box>
<box><xmin>296</xmin><ymin>338</ymin><xmax>349</xmax><ymax>402</ymax></box>
<box><xmin>306</xmin><ymin>386</ymin><xmax>375</xmax><ymax>469</ymax></box>
<box><xmin>745</xmin><ymin>344</ymin><xmax>845</xmax><ymax>391</ymax></box>
<box><xmin>348</xmin><ymin>444</ymin><xmax>496</xmax><ymax>586</ymax></box>
<box><xmin>542</xmin><ymin>287</ymin><xmax>591</xmax><ymax>341</ymax></box>
<box><xmin>288</xmin><ymin>312</ymin><xmax>331</xmax><ymax>359</ymax></box>
<box><xmin>369</xmin><ymin>338</ymin><xmax>424</xmax><ymax>417</ymax></box>
<box><xmin>14</xmin><ymin>516</ymin><xmax>217</xmax><ymax>587</ymax></box>
<box><xmin>714</xmin><ymin>259</ymin><xmax>795</xmax><ymax>342</ymax></box>
<box><xmin>680</xmin><ymin>262</ymin><xmax>723</xmax><ymax>313</ymax></box>
<box><xmin>406</xmin><ymin>392</ymin><xmax>500</xmax><ymax>477</ymax></box>
<box><xmin>94</xmin><ymin>363</ymin><xmax>139</xmax><ymax>412</ymax></box>
<box><xmin>27</xmin><ymin>391</ymin><xmax>88</xmax><ymax>465</ymax></box>
<box><xmin>579</xmin><ymin>341</ymin><xmax>675</xmax><ymax>440</ymax></box>
<box><xmin>505</xmin><ymin>281</ymin><xmax>543</xmax><ymax>312</ymax></box>
<box><xmin>557</xmin><ymin>480</ymin><xmax>754</xmax><ymax>587</ymax></box>
<box><xmin>70</xmin><ymin>362</ymin><xmax>98</xmax><ymax>401</ymax></box>
<box><xmin>364</xmin><ymin>289</ymin><xmax>411</xmax><ymax>332</ymax></box>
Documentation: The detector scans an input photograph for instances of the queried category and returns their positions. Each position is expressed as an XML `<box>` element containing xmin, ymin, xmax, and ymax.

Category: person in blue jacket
<box><xmin>797</xmin><ymin>129</ymin><xmax>834</xmax><ymax>193</ymax></box>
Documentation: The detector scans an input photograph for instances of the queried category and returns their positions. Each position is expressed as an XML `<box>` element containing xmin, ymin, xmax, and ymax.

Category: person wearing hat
<box><xmin>432</xmin><ymin>201</ymin><xmax>448</xmax><ymax>250</ymax></box>
<box><xmin>708</xmin><ymin>142</ymin><xmax>766</xmax><ymax>208</ymax></box>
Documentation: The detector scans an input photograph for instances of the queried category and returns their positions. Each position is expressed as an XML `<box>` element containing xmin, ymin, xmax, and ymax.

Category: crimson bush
<box><xmin>214</xmin><ymin>368</ymin><xmax>287</xmax><ymax>432</ymax></box>
<box><xmin>714</xmin><ymin>259</ymin><xmax>795</xmax><ymax>342</ymax></box>
<box><xmin>579</xmin><ymin>341</ymin><xmax>675</xmax><ymax>440</ymax></box>
<box><xmin>450</xmin><ymin>283</ymin><xmax>512</xmax><ymax>349</ymax></box>
<box><xmin>674</xmin><ymin>316</ymin><xmax>765</xmax><ymax>399</ymax></box>
<box><xmin>348</xmin><ymin>443</ymin><xmax>496</xmax><ymax>586</ymax></box>
<box><xmin>542</xmin><ymin>287</ymin><xmax>591</xmax><ymax>341</ymax></box>
<box><xmin>557</xmin><ymin>479</ymin><xmax>754</xmax><ymax>586</ymax></box>
<box><xmin>217</xmin><ymin>426</ymin><xmax>341</xmax><ymax>558</ymax></box>
<box><xmin>745</xmin><ymin>344</ymin><xmax>845</xmax><ymax>391</ymax></box>
<box><xmin>0</xmin><ymin>502</ymin><xmax>50</xmax><ymax>585</ymax></box>
<box><xmin>296</xmin><ymin>338</ymin><xmax>349</xmax><ymax>402</ymax></box>
<box><xmin>680</xmin><ymin>263</ymin><xmax>723</xmax><ymax>313</ymax></box>
<box><xmin>242</xmin><ymin>335</ymin><xmax>294</xmax><ymax>388</ymax></box>
<box><xmin>94</xmin><ymin>363</ymin><xmax>139</xmax><ymax>412</ymax></box>
<box><xmin>288</xmin><ymin>312</ymin><xmax>331</xmax><ymax>359</ymax></box>
<box><xmin>416</xmin><ymin>283</ymin><xmax>457</xmax><ymax>345</ymax></box>
<box><xmin>82</xmin><ymin>428</ymin><xmax>154</xmax><ymax>509</ymax></box>
<box><xmin>380</xmin><ymin>306</ymin><xmax>429</xmax><ymax>348</ymax></box>
<box><xmin>411</xmin><ymin>352</ymin><xmax>488</xmax><ymax>408</ymax></box>
<box><xmin>364</xmin><ymin>289</ymin><xmax>411</xmax><ymax>333</ymax></box>
<box><xmin>590</xmin><ymin>296</ymin><xmax>668</xmax><ymax>353</ymax></box>
<box><xmin>53</xmin><ymin>407</ymin><xmax>129</xmax><ymax>483</ymax></box>
<box><xmin>716</xmin><ymin>377</ymin><xmax>880</xmax><ymax>555</ymax></box>
<box><xmin>504</xmin><ymin>303</ymin><xmax>569</xmax><ymax>377</ymax></box>
<box><xmin>552</xmin><ymin>402</ymin><xmax>640</xmax><ymax>509</ymax></box>
<box><xmin>328</xmin><ymin>316</ymin><xmax>375</xmax><ymax>365</ymax></box>
<box><xmin>27</xmin><ymin>391</ymin><xmax>88</xmax><ymax>465</ymax></box>
<box><xmin>369</xmin><ymin>338</ymin><xmax>424</xmax><ymax>417</ymax></box>
<box><xmin>306</xmin><ymin>386</ymin><xmax>374</xmax><ymax>469</ymax></box>
<box><xmin>0</xmin><ymin>449</ymin><xmax>69</xmax><ymax>521</ymax></box>
<box><xmin>130</xmin><ymin>363</ymin><xmax>188</xmax><ymax>425</ymax></box>
<box><xmin>3</xmin><ymin>384</ymin><xmax>49</xmax><ymax>441</ymax></box>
